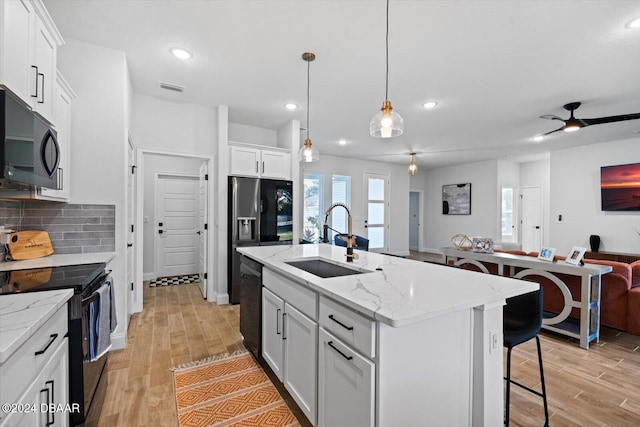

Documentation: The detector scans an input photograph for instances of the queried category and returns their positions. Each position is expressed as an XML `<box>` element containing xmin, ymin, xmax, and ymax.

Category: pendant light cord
<box><xmin>385</xmin><ymin>0</ymin><xmax>389</xmax><ymax>101</ymax></box>
<box><xmin>307</xmin><ymin>57</ymin><xmax>311</xmax><ymax>140</ymax></box>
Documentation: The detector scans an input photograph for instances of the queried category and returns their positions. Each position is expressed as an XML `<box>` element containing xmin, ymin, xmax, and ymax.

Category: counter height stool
<box><xmin>504</xmin><ymin>288</ymin><xmax>549</xmax><ymax>427</ymax></box>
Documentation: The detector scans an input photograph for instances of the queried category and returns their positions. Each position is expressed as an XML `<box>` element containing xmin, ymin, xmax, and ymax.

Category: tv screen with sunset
<box><xmin>601</xmin><ymin>162</ymin><xmax>640</xmax><ymax>211</ymax></box>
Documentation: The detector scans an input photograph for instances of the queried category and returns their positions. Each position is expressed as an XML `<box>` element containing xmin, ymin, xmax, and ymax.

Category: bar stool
<box><xmin>503</xmin><ymin>288</ymin><xmax>549</xmax><ymax>427</ymax></box>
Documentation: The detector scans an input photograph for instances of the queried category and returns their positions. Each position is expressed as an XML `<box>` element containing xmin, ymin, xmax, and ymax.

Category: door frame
<box><xmin>409</xmin><ymin>190</ymin><xmax>423</xmax><ymax>252</ymax></box>
<box><xmin>519</xmin><ymin>186</ymin><xmax>543</xmax><ymax>253</ymax></box>
<box><xmin>134</xmin><ymin>149</ymin><xmax>215</xmax><ymax>312</ymax></box>
<box><xmin>154</xmin><ymin>172</ymin><xmax>199</xmax><ymax>279</ymax></box>
<box><xmin>126</xmin><ymin>133</ymin><xmax>137</xmax><ymax>318</ymax></box>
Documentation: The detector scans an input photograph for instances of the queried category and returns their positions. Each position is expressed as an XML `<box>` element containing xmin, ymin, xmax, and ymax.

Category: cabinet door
<box><xmin>284</xmin><ymin>303</ymin><xmax>317</xmax><ymax>425</ymax></box>
<box><xmin>318</xmin><ymin>329</ymin><xmax>374</xmax><ymax>427</ymax></box>
<box><xmin>262</xmin><ymin>287</ymin><xmax>284</xmax><ymax>381</ymax></box>
<box><xmin>32</xmin><ymin>16</ymin><xmax>56</xmax><ymax>123</ymax></box>
<box><xmin>0</xmin><ymin>0</ymin><xmax>35</xmax><ymax>102</ymax></box>
<box><xmin>261</xmin><ymin>150</ymin><xmax>291</xmax><ymax>180</ymax></box>
<box><xmin>40</xmin><ymin>77</ymin><xmax>71</xmax><ymax>201</ymax></box>
<box><xmin>229</xmin><ymin>146</ymin><xmax>260</xmax><ymax>177</ymax></box>
<box><xmin>0</xmin><ymin>373</ymin><xmax>41</xmax><ymax>427</ymax></box>
<box><xmin>42</xmin><ymin>337</ymin><xmax>69</xmax><ymax>427</ymax></box>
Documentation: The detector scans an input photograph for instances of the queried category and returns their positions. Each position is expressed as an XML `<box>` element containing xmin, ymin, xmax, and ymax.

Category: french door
<box><xmin>364</xmin><ymin>172</ymin><xmax>390</xmax><ymax>252</ymax></box>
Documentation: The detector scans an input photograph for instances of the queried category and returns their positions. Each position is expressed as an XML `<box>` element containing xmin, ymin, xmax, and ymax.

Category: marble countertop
<box><xmin>237</xmin><ymin>244</ymin><xmax>538</xmax><ymax>327</ymax></box>
<box><xmin>0</xmin><ymin>252</ymin><xmax>116</xmax><ymax>272</ymax></box>
<box><xmin>0</xmin><ymin>289</ymin><xmax>73</xmax><ymax>364</ymax></box>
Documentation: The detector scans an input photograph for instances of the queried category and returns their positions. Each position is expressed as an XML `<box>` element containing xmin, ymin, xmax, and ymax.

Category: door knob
<box><xmin>127</xmin><ymin>243</ymin><xmax>133</xmax><ymax>247</ymax></box>
<box><xmin>196</xmin><ymin>231</ymin><xmax>202</xmax><ymax>235</ymax></box>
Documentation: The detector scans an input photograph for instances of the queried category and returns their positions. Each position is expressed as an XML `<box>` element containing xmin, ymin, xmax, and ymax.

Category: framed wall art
<box><xmin>442</xmin><ymin>183</ymin><xmax>471</xmax><ymax>215</ymax></box>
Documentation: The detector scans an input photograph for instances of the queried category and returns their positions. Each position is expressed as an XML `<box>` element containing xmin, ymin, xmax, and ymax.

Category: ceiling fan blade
<box><xmin>542</xmin><ymin>126</ymin><xmax>565</xmax><ymax>136</ymax></box>
<box><xmin>581</xmin><ymin>113</ymin><xmax>640</xmax><ymax>126</ymax></box>
<box><xmin>540</xmin><ymin>114</ymin><xmax>565</xmax><ymax>121</ymax></box>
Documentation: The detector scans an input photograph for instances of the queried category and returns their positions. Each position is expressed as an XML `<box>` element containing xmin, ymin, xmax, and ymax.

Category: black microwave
<box><xmin>0</xmin><ymin>89</ymin><xmax>61</xmax><ymax>190</ymax></box>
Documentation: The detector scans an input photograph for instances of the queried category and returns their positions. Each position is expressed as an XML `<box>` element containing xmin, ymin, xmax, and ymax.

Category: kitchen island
<box><xmin>237</xmin><ymin>244</ymin><xmax>538</xmax><ymax>427</ymax></box>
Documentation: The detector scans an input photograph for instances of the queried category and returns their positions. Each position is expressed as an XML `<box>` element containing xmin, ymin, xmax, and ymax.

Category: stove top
<box><xmin>0</xmin><ymin>263</ymin><xmax>106</xmax><ymax>295</ymax></box>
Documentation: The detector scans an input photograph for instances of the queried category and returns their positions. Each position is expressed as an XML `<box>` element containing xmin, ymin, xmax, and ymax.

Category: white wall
<box><xmin>141</xmin><ymin>155</ymin><xmax>204</xmax><ymax>277</ymax></box>
<box><xmin>550</xmin><ymin>137</ymin><xmax>640</xmax><ymax>254</ymax></box>
<box><xmin>229</xmin><ymin>122</ymin><xmax>277</xmax><ymax>147</ymax></box>
<box><xmin>301</xmin><ymin>154</ymin><xmax>410</xmax><ymax>255</ymax></box>
<box><xmin>424</xmin><ymin>160</ymin><xmax>499</xmax><ymax>251</ymax></box>
<box><xmin>410</xmin><ymin>170</ymin><xmax>429</xmax><ymax>252</ymax></box>
<box><xmin>57</xmin><ymin>38</ymin><xmax>130</xmax><ymax>348</ymax></box>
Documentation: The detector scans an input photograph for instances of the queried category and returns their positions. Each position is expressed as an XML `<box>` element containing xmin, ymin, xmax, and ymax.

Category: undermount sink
<box><xmin>285</xmin><ymin>258</ymin><xmax>370</xmax><ymax>278</ymax></box>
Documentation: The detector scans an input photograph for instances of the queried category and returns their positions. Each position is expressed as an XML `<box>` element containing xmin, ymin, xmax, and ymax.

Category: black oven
<box><xmin>0</xmin><ymin>263</ymin><xmax>111</xmax><ymax>426</ymax></box>
<box><xmin>0</xmin><ymin>88</ymin><xmax>61</xmax><ymax>190</ymax></box>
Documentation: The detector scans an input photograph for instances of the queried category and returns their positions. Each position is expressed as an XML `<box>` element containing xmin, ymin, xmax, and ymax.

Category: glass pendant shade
<box><xmin>370</xmin><ymin>100</ymin><xmax>404</xmax><ymax>138</ymax></box>
<box><xmin>298</xmin><ymin>139</ymin><xmax>319</xmax><ymax>162</ymax></box>
<box><xmin>408</xmin><ymin>157</ymin><xmax>417</xmax><ymax>175</ymax></box>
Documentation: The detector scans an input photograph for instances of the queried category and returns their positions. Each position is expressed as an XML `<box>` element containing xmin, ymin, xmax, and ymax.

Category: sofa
<box><xmin>456</xmin><ymin>250</ymin><xmax>640</xmax><ymax>336</ymax></box>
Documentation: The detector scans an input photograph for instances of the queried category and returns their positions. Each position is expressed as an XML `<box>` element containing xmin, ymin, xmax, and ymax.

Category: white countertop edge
<box><xmin>0</xmin><ymin>252</ymin><xmax>116</xmax><ymax>271</ymax></box>
<box><xmin>0</xmin><ymin>289</ymin><xmax>73</xmax><ymax>364</ymax></box>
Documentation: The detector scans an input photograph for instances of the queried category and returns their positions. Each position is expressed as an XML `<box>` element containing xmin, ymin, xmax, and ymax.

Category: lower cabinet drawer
<box><xmin>318</xmin><ymin>328</ymin><xmax>375</xmax><ymax>427</ymax></box>
<box><xmin>319</xmin><ymin>295</ymin><xmax>376</xmax><ymax>358</ymax></box>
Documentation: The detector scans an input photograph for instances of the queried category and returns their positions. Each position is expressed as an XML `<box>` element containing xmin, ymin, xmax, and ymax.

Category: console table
<box><xmin>440</xmin><ymin>247</ymin><xmax>612</xmax><ymax>349</ymax></box>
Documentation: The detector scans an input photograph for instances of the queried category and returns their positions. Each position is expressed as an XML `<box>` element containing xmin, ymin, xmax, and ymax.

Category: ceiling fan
<box><xmin>540</xmin><ymin>102</ymin><xmax>640</xmax><ymax>136</ymax></box>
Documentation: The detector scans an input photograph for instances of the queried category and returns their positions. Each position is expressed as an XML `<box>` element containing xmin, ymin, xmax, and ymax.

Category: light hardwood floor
<box><xmin>98</xmin><ymin>280</ymin><xmax>640</xmax><ymax>427</ymax></box>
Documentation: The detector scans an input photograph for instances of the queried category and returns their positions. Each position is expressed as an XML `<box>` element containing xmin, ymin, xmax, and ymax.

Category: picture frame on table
<box><xmin>538</xmin><ymin>247</ymin><xmax>556</xmax><ymax>262</ymax></box>
<box><xmin>565</xmin><ymin>246</ymin><xmax>587</xmax><ymax>265</ymax></box>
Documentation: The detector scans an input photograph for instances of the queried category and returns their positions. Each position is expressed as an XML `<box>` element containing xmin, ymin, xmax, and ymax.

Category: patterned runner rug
<box><xmin>172</xmin><ymin>351</ymin><xmax>300</xmax><ymax>427</ymax></box>
<box><xmin>150</xmin><ymin>274</ymin><xmax>200</xmax><ymax>287</ymax></box>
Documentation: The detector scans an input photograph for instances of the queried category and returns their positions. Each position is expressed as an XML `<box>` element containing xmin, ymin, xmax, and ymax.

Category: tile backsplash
<box><xmin>0</xmin><ymin>201</ymin><xmax>115</xmax><ymax>260</ymax></box>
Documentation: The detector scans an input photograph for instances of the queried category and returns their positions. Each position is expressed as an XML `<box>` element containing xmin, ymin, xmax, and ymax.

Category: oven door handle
<box><xmin>82</xmin><ymin>292</ymin><xmax>99</xmax><ymax>306</ymax></box>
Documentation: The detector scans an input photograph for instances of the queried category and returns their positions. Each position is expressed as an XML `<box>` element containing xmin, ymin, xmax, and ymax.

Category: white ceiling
<box><xmin>43</xmin><ymin>0</ymin><xmax>640</xmax><ymax>169</ymax></box>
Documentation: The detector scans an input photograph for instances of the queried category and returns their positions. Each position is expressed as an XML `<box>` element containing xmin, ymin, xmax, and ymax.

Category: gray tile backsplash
<box><xmin>0</xmin><ymin>201</ymin><xmax>115</xmax><ymax>259</ymax></box>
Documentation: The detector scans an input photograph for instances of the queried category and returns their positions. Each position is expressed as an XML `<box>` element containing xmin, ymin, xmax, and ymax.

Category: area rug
<box><xmin>149</xmin><ymin>274</ymin><xmax>200</xmax><ymax>287</ymax></box>
<box><xmin>172</xmin><ymin>351</ymin><xmax>300</xmax><ymax>427</ymax></box>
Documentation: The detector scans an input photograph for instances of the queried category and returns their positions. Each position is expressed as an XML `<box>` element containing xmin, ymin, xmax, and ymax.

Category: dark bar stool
<box><xmin>503</xmin><ymin>288</ymin><xmax>549</xmax><ymax>427</ymax></box>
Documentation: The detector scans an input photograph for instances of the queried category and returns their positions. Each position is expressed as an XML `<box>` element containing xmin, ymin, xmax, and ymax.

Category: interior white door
<box><xmin>197</xmin><ymin>162</ymin><xmax>208</xmax><ymax>298</ymax></box>
<box><xmin>156</xmin><ymin>174</ymin><xmax>199</xmax><ymax>278</ymax></box>
<box><xmin>520</xmin><ymin>187</ymin><xmax>542</xmax><ymax>253</ymax></box>
<box><xmin>364</xmin><ymin>173</ymin><xmax>390</xmax><ymax>252</ymax></box>
<box><xmin>409</xmin><ymin>191</ymin><xmax>420</xmax><ymax>251</ymax></box>
<box><xmin>126</xmin><ymin>137</ymin><xmax>136</xmax><ymax>321</ymax></box>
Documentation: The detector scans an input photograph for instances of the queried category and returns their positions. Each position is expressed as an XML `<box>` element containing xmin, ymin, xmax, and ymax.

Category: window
<box><xmin>501</xmin><ymin>187</ymin><xmax>514</xmax><ymax>242</ymax></box>
<box><xmin>303</xmin><ymin>173</ymin><xmax>351</xmax><ymax>242</ymax></box>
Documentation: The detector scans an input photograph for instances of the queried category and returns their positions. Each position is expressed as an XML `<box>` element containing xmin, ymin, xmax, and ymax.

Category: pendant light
<box><xmin>408</xmin><ymin>152</ymin><xmax>418</xmax><ymax>175</ymax></box>
<box><xmin>370</xmin><ymin>0</ymin><xmax>403</xmax><ymax>138</ymax></box>
<box><xmin>298</xmin><ymin>52</ymin><xmax>320</xmax><ymax>162</ymax></box>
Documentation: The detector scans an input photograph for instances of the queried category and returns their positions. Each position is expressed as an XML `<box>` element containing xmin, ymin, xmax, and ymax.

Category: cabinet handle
<box><xmin>35</xmin><ymin>334</ymin><xmax>58</xmax><ymax>356</ymax></box>
<box><xmin>256</xmin><ymin>161</ymin><xmax>259</xmax><ymax>173</ymax></box>
<box><xmin>262</xmin><ymin>161</ymin><xmax>265</xmax><ymax>173</ymax></box>
<box><xmin>276</xmin><ymin>308</ymin><xmax>281</xmax><ymax>335</ymax></box>
<box><xmin>31</xmin><ymin>65</ymin><xmax>39</xmax><ymax>98</ymax></box>
<box><xmin>45</xmin><ymin>380</ymin><xmax>55</xmax><ymax>426</ymax></box>
<box><xmin>282</xmin><ymin>312</ymin><xmax>287</xmax><ymax>340</ymax></box>
<box><xmin>328</xmin><ymin>314</ymin><xmax>354</xmax><ymax>331</ymax></box>
<box><xmin>38</xmin><ymin>72</ymin><xmax>45</xmax><ymax>103</ymax></box>
<box><xmin>327</xmin><ymin>341</ymin><xmax>353</xmax><ymax>361</ymax></box>
<box><xmin>40</xmin><ymin>386</ymin><xmax>50</xmax><ymax>422</ymax></box>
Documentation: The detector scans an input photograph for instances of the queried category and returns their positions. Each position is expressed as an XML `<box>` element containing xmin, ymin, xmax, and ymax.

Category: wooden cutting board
<box><xmin>7</xmin><ymin>230</ymin><xmax>54</xmax><ymax>260</ymax></box>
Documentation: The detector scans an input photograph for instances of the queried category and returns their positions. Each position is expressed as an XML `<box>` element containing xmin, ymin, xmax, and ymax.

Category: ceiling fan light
<box><xmin>370</xmin><ymin>100</ymin><xmax>404</xmax><ymax>138</ymax></box>
<box><xmin>298</xmin><ymin>139</ymin><xmax>319</xmax><ymax>162</ymax></box>
<box><xmin>564</xmin><ymin>125</ymin><xmax>580</xmax><ymax>132</ymax></box>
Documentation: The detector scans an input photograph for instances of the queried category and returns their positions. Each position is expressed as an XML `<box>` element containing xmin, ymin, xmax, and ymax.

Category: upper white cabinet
<box><xmin>0</xmin><ymin>0</ymin><xmax>64</xmax><ymax>124</ymax></box>
<box><xmin>39</xmin><ymin>72</ymin><xmax>75</xmax><ymax>201</ymax></box>
<box><xmin>229</xmin><ymin>143</ymin><xmax>291</xmax><ymax>180</ymax></box>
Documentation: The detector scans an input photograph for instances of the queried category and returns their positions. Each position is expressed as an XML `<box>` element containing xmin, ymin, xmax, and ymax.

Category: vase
<box><xmin>589</xmin><ymin>235</ymin><xmax>601</xmax><ymax>252</ymax></box>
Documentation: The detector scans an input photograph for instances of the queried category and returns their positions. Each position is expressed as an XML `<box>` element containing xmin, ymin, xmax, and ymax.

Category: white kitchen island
<box><xmin>237</xmin><ymin>244</ymin><xmax>538</xmax><ymax>427</ymax></box>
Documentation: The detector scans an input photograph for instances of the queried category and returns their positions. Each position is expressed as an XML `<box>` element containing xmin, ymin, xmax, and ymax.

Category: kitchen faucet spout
<box><xmin>323</xmin><ymin>202</ymin><xmax>357</xmax><ymax>262</ymax></box>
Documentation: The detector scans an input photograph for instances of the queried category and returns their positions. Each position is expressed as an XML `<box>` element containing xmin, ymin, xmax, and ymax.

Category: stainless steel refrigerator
<box><xmin>228</xmin><ymin>176</ymin><xmax>293</xmax><ymax>303</ymax></box>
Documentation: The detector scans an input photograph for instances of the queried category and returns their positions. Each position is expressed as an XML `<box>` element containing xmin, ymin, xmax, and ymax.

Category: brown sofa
<box><xmin>456</xmin><ymin>250</ymin><xmax>640</xmax><ymax>336</ymax></box>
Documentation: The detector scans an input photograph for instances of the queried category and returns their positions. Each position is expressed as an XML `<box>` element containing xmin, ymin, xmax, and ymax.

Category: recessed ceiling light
<box><xmin>626</xmin><ymin>17</ymin><xmax>640</xmax><ymax>29</ymax></box>
<box><xmin>533</xmin><ymin>135</ymin><xmax>544</xmax><ymax>142</ymax></box>
<box><xmin>284</xmin><ymin>103</ymin><xmax>298</xmax><ymax>111</ymax></box>
<box><xmin>170</xmin><ymin>48</ymin><xmax>192</xmax><ymax>60</ymax></box>
<box><xmin>422</xmin><ymin>101</ymin><xmax>438</xmax><ymax>109</ymax></box>
<box><xmin>338</xmin><ymin>139</ymin><xmax>347</xmax><ymax>145</ymax></box>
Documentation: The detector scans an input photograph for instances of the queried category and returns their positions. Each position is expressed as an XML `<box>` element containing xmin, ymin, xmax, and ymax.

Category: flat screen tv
<box><xmin>600</xmin><ymin>162</ymin><xmax>640</xmax><ymax>211</ymax></box>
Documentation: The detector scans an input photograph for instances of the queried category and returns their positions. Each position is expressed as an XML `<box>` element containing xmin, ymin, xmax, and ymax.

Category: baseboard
<box><xmin>421</xmin><ymin>247</ymin><xmax>442</xmax><ymax>254</ymax></box>
<box><xmin>215</xmin><ymin>292</ymin><xmax>229</xmax><ymax>305</ymax></box>
<box><xmin>143</xmin><ymin>272</ymin><xmax>155</xmax><ymax>281</ymax></box>
<box><xmin>111</xmin><ymin>331</ymin><xmax>127</xmax><ymax>350</ymax></box>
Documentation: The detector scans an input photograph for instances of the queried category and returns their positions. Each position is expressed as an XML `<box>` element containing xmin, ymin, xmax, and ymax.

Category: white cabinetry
<box><xmin>0</xmin><ymin>0</ymin><xmax>63</xmax><ymax>124</ymax></box>
<box><xmin>229</xmin><ymin>143</ymin><xmax>291</xmax><ymax>179</ymax></box>
<box><xmin>262</xmin><ymin>269</ymin><xmax>317</xmax><ymax>425</ymax></box>
<box><xmin>0</xmin><ymin>301</ymin><xmax>69</xmax><ymax>427</ymax></box>
<box><xmin>39</xmin><ymin>71</ymin><xmax>75</xmax><ymax>201</ymax></box>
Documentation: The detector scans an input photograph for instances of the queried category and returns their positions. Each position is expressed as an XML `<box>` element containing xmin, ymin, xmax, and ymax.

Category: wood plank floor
<box><xmin>97</xmin><ymin>280</ymin><xmax>640</xmax><ymax>426</ymax></box>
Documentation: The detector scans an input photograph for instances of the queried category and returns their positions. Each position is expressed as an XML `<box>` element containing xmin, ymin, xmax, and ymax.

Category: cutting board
<box><xmin>7</xmin><ymin>230</ymin><xmax>54</xmax><ymax>260</ymax></box>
